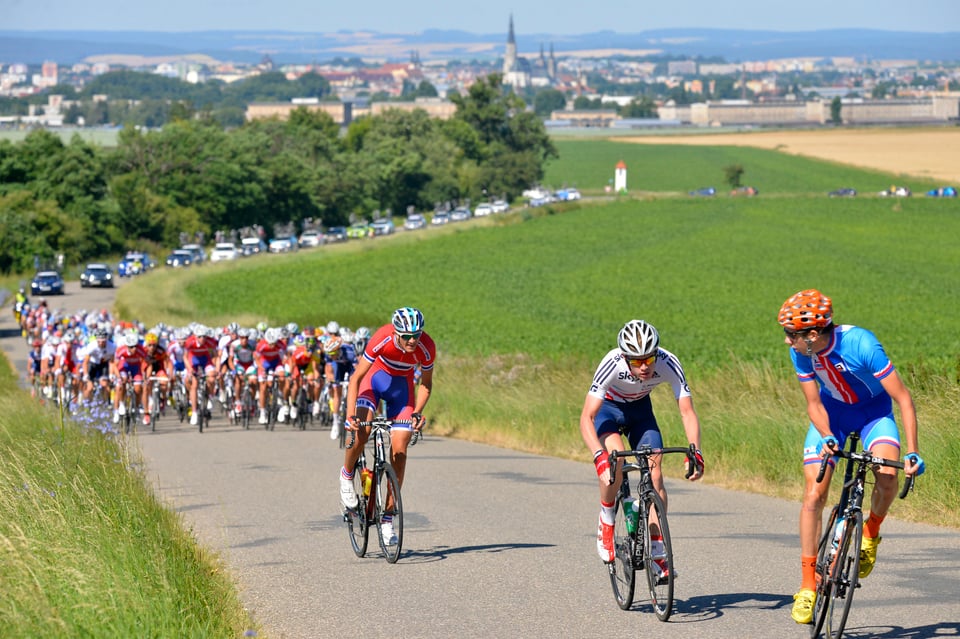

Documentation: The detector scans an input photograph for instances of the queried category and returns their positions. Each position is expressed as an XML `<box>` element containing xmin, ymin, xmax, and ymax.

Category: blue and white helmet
<box><xmin>391</xmin><ymin>307</ymin><xmax>424</xmax><ymax>333</ymax></box>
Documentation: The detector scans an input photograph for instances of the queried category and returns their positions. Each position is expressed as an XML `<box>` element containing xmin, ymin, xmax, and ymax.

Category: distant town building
<box><xmin>502</xmin><ymin>14</ymin><xmax>557</xmax><ymax>90</ymax></box>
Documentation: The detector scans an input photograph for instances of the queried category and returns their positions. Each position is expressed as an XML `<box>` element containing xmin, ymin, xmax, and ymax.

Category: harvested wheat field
<box><xmin>621</xmin><ymin>128</ymin><xmax>960</xmax><ymax>184</ymax></box>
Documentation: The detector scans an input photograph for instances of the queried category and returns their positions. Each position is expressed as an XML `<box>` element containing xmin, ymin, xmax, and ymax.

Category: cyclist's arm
<box><xmin>880</xmin><ymin>370</ymin><xmax>919</xmax><ymax>462</ymax></box>
<box><xmin>345</xmin><ymin>356</ymin><xmax>373</xmax><ymax>425</ymax></box>
<box><xmin>677</xmin><ymin>395</ymin><xmax>701</xmax><ymax>451</ymax></box>
<box><xmin>800</xmin><ymin>380</ymin><xmax>832</xmax><ymax>446</ymax></box>
<box><xmin>578</xmin><ymin>393</ymin><xmax>605</xmax><ymax>455</ymax></box>
<box><xmin>413</xmin><ymin>366</ymin><xmax>433</xmax><ymax>415</ymax></box>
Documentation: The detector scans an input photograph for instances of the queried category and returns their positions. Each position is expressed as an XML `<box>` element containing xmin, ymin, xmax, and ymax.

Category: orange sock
<box><xmin>801</xmin><ymin>555</ymin><xmax>817</xmax><ymax>591</ymax></box>
<box><xmin>864</xmin><ymin>512</ymin><xmax>885</xmax><ymax>539</ymax></box>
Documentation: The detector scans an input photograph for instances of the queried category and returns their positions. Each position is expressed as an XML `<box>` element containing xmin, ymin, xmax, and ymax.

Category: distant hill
<box><xmin>1</xmin><ymin>28</ymin><xmax>958</xmax><ymax>65</ymax></box>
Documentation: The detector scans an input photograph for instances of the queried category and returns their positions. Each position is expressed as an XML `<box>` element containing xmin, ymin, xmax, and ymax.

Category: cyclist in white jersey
<box><xmin>580</xmin><ymin>319</ymin><xmax>704</xmax><ymax>569</ymax></box>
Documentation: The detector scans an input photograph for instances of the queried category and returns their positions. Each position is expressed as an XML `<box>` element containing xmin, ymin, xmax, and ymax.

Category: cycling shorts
<box><xmin>594</xmin><ymin>396</ymin><xmax>663</xmax><ymax>450</ymax></box>
<box><xmin>190</xmin><ymin>355</ymin><xmax>211</xmax><ymax>370</ymax></box>
<box><xmin>356</xmin><ymin>369</ymin><xmax>416</xmax><ymax>428</ymax></box>
<box><xmin>802</xmin><ymin>394</ymin><xmax>900</xmax><ymax>467</ymax></box>
<box><xmin>88</xmin><ymin>360</ymin><xmax>109</xmax><ymax>381</ymax></box>
<box><xmin>328</xmin><ymin>360</ymin><xmax>354</xmax><ymax>383</ymax></box>
<box><xmin>117</xmin><ymin>362</ymin><xmax>143</xmax><ymax>382</ymax></box>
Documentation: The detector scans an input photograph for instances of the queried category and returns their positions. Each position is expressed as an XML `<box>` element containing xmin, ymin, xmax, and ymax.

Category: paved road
<box><xmin>3</xmin><ymin>279</ymin><xmax>958</xmax><ymax>639</ymax></box>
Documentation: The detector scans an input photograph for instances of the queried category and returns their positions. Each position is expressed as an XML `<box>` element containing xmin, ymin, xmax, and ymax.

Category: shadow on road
<box><xmin>664</xmin><ymin>591</ymin><xmax>792</xmax><ymax>623</ymax></box>
<box><xmin>403</xmin><ymin>542</ymin><xmax>556</xmax><ymax>564</ymax></box>
<box><xmin>843</xmin><ymin>622</ymin><xmax>960</xmax><ymax>638</ymax></box>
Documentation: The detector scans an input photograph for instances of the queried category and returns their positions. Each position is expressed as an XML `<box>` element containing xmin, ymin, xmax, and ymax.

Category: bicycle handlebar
<box><xmin>345</xmin><ymin>417</ymin><xmax>422</xmax><ymax>450</ymax></box>
<box><xmin>816</xmin><ymin>445</ymin><xmax>915</xmax><ymax>499</ymax></box>
<box><xmin>608</xmin><ymin>444</ymin><xmax>699</xmax><ymax>482</ymax></box>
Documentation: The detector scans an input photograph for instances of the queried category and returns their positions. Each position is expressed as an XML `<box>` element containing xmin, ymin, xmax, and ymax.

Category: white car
<box><xmin>450</xmin><ymin>207</ymin><xmax>472</xmax><ymax>222</ymax></box>
<box><xmin>431</xmin><ymin>211</ymin><xmax>451</xmax><ymax>226</ymax></box>
<box><xmin>268</xmin><ymin>236</ymin><xmax>298</xmax><ymax>253</ymax></box>
<box><xmin>298</xmin><ymin>230</ymin><xmax>324</xmax><ymax>247</ymax></box>
<box><xmin>240</xmin><ymin>237</ymin><xmax>267</xmax><ymax>255</ymax></box>
<box><xmin>370</xmin><ymin>218</ymin><xmax>395</xmax><ymax>235</ymax></box>
<box><xmin>209</xmin><ymin>242</ymin><xmax>239</xmax><ymax>262</ymax></box>
<box><xmin>473</xmin><ymin>203</ymin><xmax>494</xmax><ymax>217</ymax></box>
<box><xmin>491</xmin><ymin>200</ymin><xmax>510</xmax><ymax>213</ymax></box>
<box><xmin>404</xmin><ymin>214</ymin><xmax>426</xmax><ymax>230</ymax></box>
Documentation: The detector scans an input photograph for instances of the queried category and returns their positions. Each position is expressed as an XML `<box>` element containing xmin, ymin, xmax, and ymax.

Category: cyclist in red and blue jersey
<box><xmin>184</xmin><ymin>326</ymin><xmax>219</xmax><ymax>427</ymax></box>
<box><xmin>113</xmin><ymin>332</ymin><xmax>147</xmax><ymax>424</ymax></box>
<box><xmin>580</xmin><ymin>319</ymin><xmax>704</xmax><ymax>573</ymax></box>
<box><xmin>254</xmin><ymin>328</ymin><xmax>285</xmax><ymax>425</ymax></box>
<box><xmin>324</xmin><ymin>333</ymin><xmax>358</xmax><ymax>440</ymax></box>
<box><xmin>339</xmin><ymin>307</ymin><xmax>435</xmax><ymax>544</ymax></box>
<box><xmin>779</xmin><ymin>289</ymin><xmax>924</xmax><ymax>625</ymax></box>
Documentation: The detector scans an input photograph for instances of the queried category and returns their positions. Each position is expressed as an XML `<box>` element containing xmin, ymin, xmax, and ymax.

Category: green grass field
<box><xmin>543</xmin><ymin>138</ymin><xmax>944</xmax><ymax>196</ymax></box>
<box><xmin>117</xmin><ymin>165</ymin><xmax>960</xmax><ymax>527</ymax></box>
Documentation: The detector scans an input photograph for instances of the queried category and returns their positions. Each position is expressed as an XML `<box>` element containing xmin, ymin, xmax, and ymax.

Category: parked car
<box><xmin>879</xmin><ymin>185</ymin><xmax>911</xmax><ymax>197</ymax></box>
<box><xmin>181</xmin><ymin>243</ymin><xmax>206</xmax><ymax>264</ymax></box>
<box><xmin>117</xmin><ymin>251</ymin><xmax>154</xmax><ymax>277</ymax></box>
<box><xmin>828</xmin><ymin>188</ymin><xmax>857</xmax><ymax>198</ymax></box>
<box><xmin>450</xmin><ymin>207</ymin><xmax>472</xmax><ymax>222</ymax></box>
<box><xmin>688</xmin><ymin>187</ymin><xmax>716</xmax><ymax>197</ymax></box>
<box><xmin>404</xmin><ymin>214</ymin><xmax>426</xmax><ymax>230</ymax></box>
<box><xmin>491</xmin><ymin>199</ymin><xmax>510</xmax><ymax>213</ymax></box>
<box><xmin>165</xmin><ymin>249</ymin><xmax>194</xmax><ymax>268</ymax></box>
<box><xmin>324</xmin><ymin>226</ymin><xmax>347</xmax><ymax>243</ymax></box>
<box><xmin>925</xmin><ymin>186</ymin><xmax>957</xmax><ymax>197</ymax></box>
<box><xmin>240</xmin><ymin>237</ymin><xmax>267</xmax><ymax>256</ymax></box>
<box><xmin>347</xmin><ymin>222</ymin><xmax>372</xmax><ymax>239</ymax></box>
<box><xmin>31</xmin><ymin>270</ymin><xmax>65</xmax><ymax>295</ymax></box>
<box><xmin>473</xmin><ymin>203</ymin><xmax>494</xmax><ymax>217</ymax></box>
<box><xmin>370</xmin><ymin>218</ymin><xmax>395</xmax><ymax>236</ymax></box>
<box><xmin>298</xmin><ymin>229</ymin><xmax>324</xmax><ymax>247</ymax></box>
<box><xmin>80</xmin><ymin>263</ymin><xmax>114</xmax><ymax>288</ymax></box>
<box><xmin>431</xmin><ymin>211</ymin><xmax>451</xmax><ymax>226</ymax></box>
<box><xmin>555</xmin><ymin>188</ymin><xmax>582</xmax><ymax>201</ymax></box>
<box><xmin>268</xmin><ymin>235</ymin><xmax>298</xmax><ymax>253</ymax></box>
<box><xmin>209</xmin><ymin>242</ymin><xmax>239</xmax><ymax>262</ymax></box>
<box><xmin>730</xmin><ymin>186</ymin><xmax>759</xmax><ymax>196</ymax></box>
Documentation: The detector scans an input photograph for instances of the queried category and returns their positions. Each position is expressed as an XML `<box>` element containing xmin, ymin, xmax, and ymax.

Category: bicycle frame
<box><xmin>811</xmin><ymin>432</ymin><xmax>914</xmax><ymax>639</ymax></box>
<box><xmin>606</xmin><ymin>445</ymin><xmax>695</xmax><ymax>621</ymax></box>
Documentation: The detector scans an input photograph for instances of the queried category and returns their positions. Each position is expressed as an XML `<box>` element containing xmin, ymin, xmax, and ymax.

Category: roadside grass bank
<box><xmin>117</xmin><ymin>193</ymin><xmax>960</xmax><ymax>530</ymax></box>
<box><xmin>0</xmin><ymin>352</ymin><xmax>257</xmax><ymax>638</ymax></box>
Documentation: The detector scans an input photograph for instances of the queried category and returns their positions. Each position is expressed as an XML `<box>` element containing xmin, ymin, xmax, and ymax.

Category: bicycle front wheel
<box><xmin>608</xmin><ymin>492</ymin><xmax>636</xmax><ymax>610</ymax></box>
<box><xmin>375</xmin><ymin>464</ymin><xmax>404</xmax><ymax>563</ymax></box>
<box><xmin>823</xmin><ymin>511</ymin><xmax>862</xmax><ymax>638</ymax></box>
<box><xmin>811</xmin><ymin>506</ymin><xmax>840</xmax><ymax>638</ymax></box>
<box><xmin>346</xmin><ymin>463</ymin><xmax>370</xmax><ymax>558</ymax></box>
<box><xmin>642</xmin><ymin>489</ymin><xmax>675</xmax><ymax>621</ymax></box>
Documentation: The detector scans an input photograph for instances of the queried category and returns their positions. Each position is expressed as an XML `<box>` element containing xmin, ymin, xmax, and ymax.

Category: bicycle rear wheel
<box><xmin>608</xmin><ymin>491</ymin><xmax>636</xmax><ymax>610</ymax></box>
<box><xmin>823</xmin><ymin>511</ymin><xmax>862</xmax><ymax>638</ymax></box>
<box><xmin>811</xmin><ymin>506</ymin><xmax>840</xmax><ymax>637</ymax></box>
<box><xmin>375</xmin><ymin>464</ymin><xmax>403</xmax><ymax>563</ymax></box>
<box><xmin>642</xmin><ymin>489</ymin><xmax>675</xmax><ymax>621</ymax></box>
<box><xmin>345</xmin><ymin>462</ymin><xmax>370</xmax><ymax>557</ymax></box>
<box><xmin>297</xmin><ymin>388</ymin><xmax>309</xmax><ymax>430</ymax></box>
<box><xmin>241</xmin><ymin>387</ymin><xmax>253</xmax><ymax>430</ymax></box>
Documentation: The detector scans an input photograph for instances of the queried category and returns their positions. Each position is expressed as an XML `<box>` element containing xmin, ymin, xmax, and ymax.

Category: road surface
<box><xmin>2</xmin><ymin>278</ymin><xmax>958</xmax><ymax>639</ymax></box>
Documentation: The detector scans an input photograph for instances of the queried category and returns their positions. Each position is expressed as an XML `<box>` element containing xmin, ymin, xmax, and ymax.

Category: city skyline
<box><xmin>6</xmin><ymin>0</ymin><xmax>960</xmax><ymax>35</ymax></box>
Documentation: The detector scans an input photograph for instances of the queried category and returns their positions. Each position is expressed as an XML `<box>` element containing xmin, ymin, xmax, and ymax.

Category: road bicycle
<box><xmin>606</xmin><ymin>445</ymin><xmax>698</xmax><ymax>621</ymax></box>
<box><xmin>343</xmin><ymin>416</ymin><xmax>422</xmax><ymax>564</ymax></box>
<box><xmin>147</xmin><ymin>375</ymin><xmax>165</xmax><ymax>432</ymax></box>
<box><xmin>810</xmin><ymin>432</ymin><xmax>915</xmax><ymax>639</ymax></box>
<box><xmin>293</xmin><ymin>383</ymin><xmax>310</xmax><ymax>431</ymax></box>
<box><xmin>195</xmin><ymin>373</ymin><xmax>212</xmax><ymax>433</ymax></box>
<box><xmin>336</xmin><ymin>375</ymin><xmax>350</xmax><ymax>449</ymax></box>
<box><xmin>237</xmin><ymin>374</ymin><xmax>256</xmax><ymax>430</ymax></box>
<box><xmin>172</xmin><ymin>371</ymin><xmax>189</xmax><ymax>423</ymax></box>
<box><xmin>119</xmin><ymin>377</ymin><xmax>137</xmax><ymax>434</ymax></box>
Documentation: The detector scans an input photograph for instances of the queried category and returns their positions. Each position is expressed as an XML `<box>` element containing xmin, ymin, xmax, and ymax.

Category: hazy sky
<box><xmin>6</xmin><ymin>0</ymin><xmax>959</xmax><ymax>34</ymax></box>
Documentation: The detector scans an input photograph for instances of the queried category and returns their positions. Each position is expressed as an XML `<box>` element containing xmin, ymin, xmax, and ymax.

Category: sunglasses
<box><xmin>625</xmin><ymin>354</ymin><xmax>656</xmax><ymax>367</ymax></box>
<box><xmin>397</xmin><ymin>332</ymin><xmax>422</xmax><ymax>341</ymax></box>
<box><xmin>784</xmin><ymin>328</ymin><xmax>810</xmax><ymax>340</ymax></box>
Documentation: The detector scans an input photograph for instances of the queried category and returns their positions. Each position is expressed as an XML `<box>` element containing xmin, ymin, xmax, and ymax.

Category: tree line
<box><xmin>0</xmin><ymin>75</ymin><xmax>556</xmax><ymax>274</ymax></box>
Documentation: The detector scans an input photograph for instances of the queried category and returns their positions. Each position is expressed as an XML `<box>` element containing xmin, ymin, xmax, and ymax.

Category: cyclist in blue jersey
<box><xmin>779</xmin><ymin>289</ymin><xmax>925</xmax><ymax>625</ymax></box>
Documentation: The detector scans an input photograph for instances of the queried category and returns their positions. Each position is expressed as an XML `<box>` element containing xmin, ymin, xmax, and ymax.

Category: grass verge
<box><xmin>0</xmin><ymin>352</ymin><xmax>258</xmax><ymax>638</ymax></box>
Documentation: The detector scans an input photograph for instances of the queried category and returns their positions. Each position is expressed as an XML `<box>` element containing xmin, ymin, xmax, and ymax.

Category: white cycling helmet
<box><xmin>325</xmin><ymin>320</ymin><xmax>340</xmax><ymax>335</ymax></box>
<box><xmin>391</xmin><ymin>307</ymin><xmax>423</xmax><ymax>333</ymax></box>
<box><xmin>124</xmin><ymin>332</ymin><xmax>139</xmax><ymax>347</ymax></box>
<box><xmin>617</xmin><ymin>319</ymin><xmax>659</xmax><ymax>358</ymax></box>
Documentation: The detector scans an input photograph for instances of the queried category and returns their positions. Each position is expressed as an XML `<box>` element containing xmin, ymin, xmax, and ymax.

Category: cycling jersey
<box><xmin>791</xmin><ymin>325</ymin><xmax>902</xmax><ymax>466</ymax></box>
<box><xmin>81</xmin><ymin>340</ymin><xmax>116</xmax><ymax>365</ymax></box>
<box><xmin>789</xmin><ymin>324</ymin><xmax>894</xmax><ymax>406</ymax></box>
<box><xmin>143</xmin><ymin>345</ymin><xmax>169</xmax><ymax>375</ymax></box>
<box><xmin>587</xmin><ymin>348</ymin><xmax>691</xmax><ymax>404</ymax></box>
<box><xmin>255</xmin><ymin>340</ymin><xmax>284</xmax><ymax>363</ymax></box>
<box><xmin>362</xmin><ymin>325</ymin><xmax>436</xmax><ymax>378</ymax></box>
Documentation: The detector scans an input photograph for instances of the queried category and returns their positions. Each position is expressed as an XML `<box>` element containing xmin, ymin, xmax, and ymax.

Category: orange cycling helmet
<box><xmin>778</xmin><ymin>289</ymin><xmax>833</xmax><ymax>331</ymax></box>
